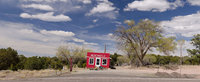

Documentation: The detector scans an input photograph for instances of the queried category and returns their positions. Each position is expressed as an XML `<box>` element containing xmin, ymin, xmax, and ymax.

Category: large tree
<box><xmin>115</xmin><ymin>20</ymin><xmax>176</xmax><ymax>66</ymax></box>
<box><xmin>0</xmin><ymin>47</ymin><xmax>19</xmax><ymax>70</ymax></box>
<box><xmin>187</xmin><ymin>34</ymin><xmax>200</xmax><ymax>56</ymax></box>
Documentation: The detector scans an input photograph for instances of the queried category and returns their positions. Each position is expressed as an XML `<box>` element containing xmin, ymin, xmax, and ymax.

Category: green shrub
<box><xmin>117</xmin><ymin>56</ymin><xmax>129</xmax><ymax>66</ymax></box>
<box><xmin>50</xmin><ymin>60</ymin><xmax>63</xmax><ymax>70</ymax></box>
<box><xmin>82</xmin><ymin>63</ymin><xmax>86</xmax><ymax>68</ymax></box>
<box><xmin>77</xmin><ymin>59</ymin><xmax>86</xmax><ymax>68</ymax></box>
<box><xmin>24</xmin><ymin>56</ymin><xmax>43</xmax><ymax>70</ymax></box>
<box><xmin>143</xmin><ymin>54</ymin><xmax>157</xmax><ymax>65</ymax></box>
<box><xmin>16</xmin><ymin>55</ymin><xmax>27</xmax><ymax>70</ymax></box>
<box><xmin>9</xmin><ymin>64</ymin><xmax>18</xmax><ymax>71</ymax></box>
<box><xmin>0</xmin><ymin>47</ymin><xmax>19</xmax><ymax>70</ymax></box>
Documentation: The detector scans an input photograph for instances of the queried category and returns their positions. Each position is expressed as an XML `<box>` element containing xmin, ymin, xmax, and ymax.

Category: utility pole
<box><xmin>180</xmin><ymin>44</ymin><xmax>182</xmax><ymax>78</ymax></box>
<box><xmin>178</xmin><ymin>40</ymin><xmax>185</xmax><ymax>78</ymax></box>
<box><xmin>104</xmin><ymin>44</ymin><xmax>106</xmax><ymax>53</ymax></box>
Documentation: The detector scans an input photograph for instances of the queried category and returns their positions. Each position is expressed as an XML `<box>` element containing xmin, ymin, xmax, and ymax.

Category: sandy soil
<box><xmin>74</xmin><ymin>65</ymin><xmax>200</xmax><ymax>78</ymax></box>
<box><xmin>115</xmin><ymin>65</ymin><xmax>200</xmax><ymax>75</ymax></box>
<box><xmin>1</xmin><ymin>65</ymin><xmax>200</xmax><ymax>80</ymax></box>
<box><xmin>0</xmin><ymin>69</ymin><xmax>69</xmax><ymax>80</ymax></box>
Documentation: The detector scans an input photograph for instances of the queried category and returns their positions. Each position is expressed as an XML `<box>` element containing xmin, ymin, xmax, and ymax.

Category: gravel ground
<box><xmin>1</xmin><ymin>69</ymin><xmax>200</xmax><ymax>82</ymax></box>
<box><xmin>1</xmin><ymin>66</ymin><xmax>200</xmax><ymax>82</ymax></box>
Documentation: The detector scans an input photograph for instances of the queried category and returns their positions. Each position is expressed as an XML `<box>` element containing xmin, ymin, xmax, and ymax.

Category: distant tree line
<box><xmin>0</xmin><ymin>47</ymin><xmax>87</xmax><ymax>71</ymax></box>
<box><xmin>143</xmin><ymin>54</ymin><xmax>200</xmax><ymax>65</ymax></box>
<box><xmin>110</xmin><ymin>53</ymin><xmax>200</xmax><ymax>67</ymax></box>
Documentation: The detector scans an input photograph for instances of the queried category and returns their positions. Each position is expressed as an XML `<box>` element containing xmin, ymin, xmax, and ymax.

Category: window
<box><xmin>102</xmin><ymin>59</ymin><xmax>107</xmax><ymax>65</ymax></box>
<box><xmin>96</xmin><ymin>59</ymin><xmax>100</xmax><ymax>65</ymax></box>
<box><xmin>89</xmin><ymin>58</ymin><xmax>94</xmax><ymax>65</ymax></box>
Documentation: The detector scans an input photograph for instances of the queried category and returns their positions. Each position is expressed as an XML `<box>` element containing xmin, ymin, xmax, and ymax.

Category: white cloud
<box><xmin>40</xmin><ymin>30</ymin><xmax>75</xmax><ymax>37</ymax></box>
<box><xmin>112</xmin><ymin>21</ymin><xmax>122</xmax><ymax>27</ymax></box>
<box><xmin>79</xmin><ymin>33</ymin><xmax>116</xmax><ymax>42</ymax></box>
<box><xmin>20</xmin><ymin>12</ymin><xmax>71</xmax><ymax>22</ymax></box>
<box><xmin>124</xmin><ymin>0</ymin><xmax>184</xmax><ymax>12</ymax></box>
<box><xmin>112</xmin><ymin>21</ymin><xmax>121</xmax><ymax>25</ymax></box>
<box><xmin>74</xmin><ymin>6</ymin><xmax>81</xmax><ymax>9</ymax></box>
<box><xmin>0</xmin><ymin>20</ymin><xmax>98</xmax><ymax>56</ymax></box>
<box><xmin>73</xmin><ymin>38</ymin><xmax>98</xmax><ymax>46</ymax></box>
<box><xmin>187</xmin><ymin>0</ymin><xmax>200</xmax><ymax>6</ymax></box>
<box><xmin>21</xmin><ymin>4</ymin><xmax>54</xmax><ymax>11</ymax></box>
<box><xmin>93</xmin><ymin>19</ymin><xmax>98</xmax><ymax>23</ymax></box>
<box><xmin>161</xmin><ymin>11</ymin><xmax>200</xmax><ymax>37</ymax></box>
<box><xmin>86</xmin><ymin>25</ymin><xmax>96</xmax><ymax>28</ymax></box>
<box><xmin>108</xmin><ymin>33</ymin><xmax>113</xmax><ymax>37</ymax></box>
<box><xmin>22</xmin><ymin>0</ymin><xmax>68</xmax><ymax>2</ymax></box>
<box><xmin>83</xmin><ymin>42</ymin><xmax>98</xmax><ymax>45</ymax></box>
<box><xmin>88</xmin><ymin>3</ymin><xmax>115</xmax><ymax>14</ymax></box>
<box><xmin>73</xmin><ymin>38</ymin><xmax>85</xmax><ymax>43</ymax></box>
<box><xmin>86</xmin><ymin>0</ymin><xmax>118</xmax><ymax>19</ymax></box>
<box><xmin>20</xmin><ymin>0</ymin><xmax>117</xmax><ymax>19</ymax></box>
<box><xmin>78</xmin><ymin>0</ymin><xmax>91</xmax><ymax>4</ymax></box>
<box><xmin>0</xmin><ymin>21</ymin><xmax>59</xmax><ymax>56</ymax></box>
<box><xmin>20</xmin><ymin>0</ymin><xmax>89</xmax><ymax>14</ymax></box>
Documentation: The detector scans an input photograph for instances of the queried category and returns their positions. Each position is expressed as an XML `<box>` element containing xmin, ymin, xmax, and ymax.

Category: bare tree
<box><xmin>56</xmin><ymin>45</ymin><xmax>91</xmax><ymax>71</ymax></box>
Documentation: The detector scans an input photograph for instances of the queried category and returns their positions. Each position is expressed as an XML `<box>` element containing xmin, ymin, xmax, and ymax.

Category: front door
<box><xmin>95</xmin><ymin>58</ymin><xmax>101</xmax><ymax>67</ymax></box>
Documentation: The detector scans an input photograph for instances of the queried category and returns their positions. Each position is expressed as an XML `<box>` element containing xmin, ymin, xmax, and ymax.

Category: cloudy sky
<box><xmin>0</xmin><ymin>0</ymin><xmax>199</xmax><ymax>57</ymax></box>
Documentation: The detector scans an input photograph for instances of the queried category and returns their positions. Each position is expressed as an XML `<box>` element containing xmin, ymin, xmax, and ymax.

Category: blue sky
<box><xmin>0</xmin><ymin>0</ymin><xmax>199</xmax><ymax>57</ymax></box>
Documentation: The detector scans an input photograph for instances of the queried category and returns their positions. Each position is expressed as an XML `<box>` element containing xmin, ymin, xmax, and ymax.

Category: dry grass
<box><xmin>155</xmin><ymin>72</ymin><xmax>194</xmax><ymax>78</ymax></box>
<box><xmin>2</xmin><ymin>65</ymin><xmax>200</xmax><ymax>80</ymax></box>
<box><xmin>0</xmin><ymin>69</ymin><xmax>69</xmax><ymax>80</ymax></box>
<box><xmin>114</xmin><ymin>65</ymin><xmax>200</xmax><ymax>78</ymax></box>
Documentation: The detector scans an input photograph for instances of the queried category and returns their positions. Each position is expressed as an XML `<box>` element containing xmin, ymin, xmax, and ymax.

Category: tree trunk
<box><xmin>130</xmin><ymin>58</ymin><xmax>134</xmax><ymax>68</ymax></box>
<box><xmin>136</xmin><ymin>56</ymin><xmax>145</xmax><ymax>66</ymax></box>
<box><xmin>140</xmin><ymin>59</ymin><xmax>145</xmax><ymax>66</ymax></box>
<box><xmin>70</xmin><ymin>58</ymin><xmax>73</xmax><ymax>72</ymax></box>
<box><xmin>136</xmin><ymin>55</ymin><xmax>145</xmax><ymax>66</ymax></box>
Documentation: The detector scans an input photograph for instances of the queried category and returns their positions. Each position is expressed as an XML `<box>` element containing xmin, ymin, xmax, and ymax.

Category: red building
<box><xmin>86</xmin><ymin>52</ymin><xmax>110</xmax><ymax>69</ymax></box>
